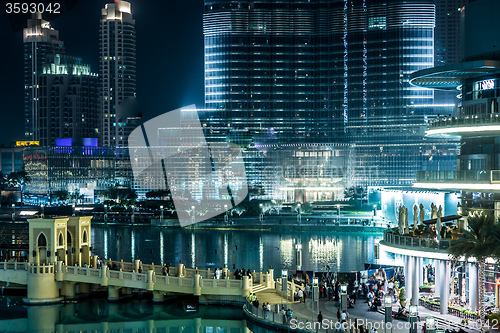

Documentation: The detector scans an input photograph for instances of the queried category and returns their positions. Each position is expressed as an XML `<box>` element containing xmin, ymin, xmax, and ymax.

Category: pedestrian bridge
<box><xmin>0</xmin><ymin>260</ymin><xmax>276</xmax><ymax>304</ymax></box>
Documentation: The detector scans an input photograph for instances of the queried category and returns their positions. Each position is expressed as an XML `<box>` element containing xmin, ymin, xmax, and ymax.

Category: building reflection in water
<box><xmin>0</xmin><ymin>297</ymin><xmax>249</xmax><ymax>333</ymax></box>
<box><xmin>90</xmin><ymin>227</ymin><xmax>380</xmax><ymax>273</ymax></box>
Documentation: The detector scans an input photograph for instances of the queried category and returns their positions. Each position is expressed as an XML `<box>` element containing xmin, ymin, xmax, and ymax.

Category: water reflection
<box><xmin>91</xmin><ymin>227</ymin><xmax>381</xmax><ymax>272</ymax></box>
<box><xmin>0</xmin><ymin>297</ymin><xmax>248</xmax><ymax>333</ymax></box>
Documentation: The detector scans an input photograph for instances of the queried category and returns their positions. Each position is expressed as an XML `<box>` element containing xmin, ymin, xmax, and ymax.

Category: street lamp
<box><xmin>72</xmin><ymin>203</ymin><xmax>75</xmax><ymax>216</ymax></box>
<box><xmin>11</xmin><ymin>203</ymin><xmax>15</xmax><ymax>221</ymax></box>
<box><xmin>259</xmin><ymin>203</ymin><xmax>263</xmax><ymax>223</ymax></box>
<box><xmin>340</xmin><ymin>284</ymin><xmax>348</xmax><ymax>311</ymax></box>
<box><xmin>373</xmin><ymin>204</ymin><xmax>377</xmax><ymax>216</ymax></box>
<box><xmin>160</xmin><ymin>205</ymin><xmax>164</xmax><ymax>222</ymax></box>
<box><xmin>281</xmin><ymin>270</ymin><xmax>288</xmax><ymax>310</ymax></box>
<box><xmin>224</xmin><ymin>204</ymin><xmax>228</xmax><ymax>224</ymax></box>
<box><xmin>384</xmin><ymin>295</ymin><xmax>393</xmax><ymax>333</ymax></box>
<box><xmin>104</xmin><ymin>204</ymin><xmax>108</xmax><ymax>222</ymax></box>
<box><xmin>131</xmin><ymin>205</ymin><xmax>135</xmax><ymax>223</ymax></box>
<box><xmin>295</xmin><ymin>243</ymin><xmax>302</xmax><ymax>270</ymax></box>
<box><xmin>312</xmin><ymin>277</ymin><xmax>319</xmax><ymax>320</ymax></box>
<box><xmin>337</xmin><ymin>204</ymin><xmax>340</xmax><ymax>224</ymax></box>
<box><xmin>192</xmin><ymin>205</ymin><xmax>195</xmax><ymax>223</ymax></box>
<box><xmin>41</xmin><ymin>204</ymin><xmax>45</xmax><ymax>218</ymax></box>
<box><xmin>297</xmin><ymin>203</ymin><xmax>301</xmax><ymax>224</ymax></box>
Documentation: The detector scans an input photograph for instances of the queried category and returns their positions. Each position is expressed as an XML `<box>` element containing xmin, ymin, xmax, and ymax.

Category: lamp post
<box><xmin>160</xmin><ymin>205</ymin><xmax>164</xmax><ymax>222</ymax></box>
<box><xmin>191</xmin><ymin>205</ymin><xmax>195</xmax><ymax>224</ymax></box>
<box><xmin>313</xmin><ymin>277</ymin><xmax>319</xmax><ymax>321</ymax></box>
<box><xmin>41</xmin><ymin>204</ymin><xmax>45</xmax><ymax>218</ymax></box>
<box><xmin>131</xmin><ymin>205</ymin><xmax>135</xmax><ymax>223</ymax></box>
<box><xmin>337</xmin><ymin>204</ymin><xmax>340</xmax><ymax>224</ymax></box>
<box><xmin>104</xmin><ymin>204</ymin><xmax>108</xmax><ymax>222</ymax></box>
<box><xmin>384</xmin><ymin>295</ymin><xmax>393</xmax><ymax>333</ymax></box>
<box><xmin>259</xmin><ymin>203</ymin><xmax>263</xmax><ymax>223</ymax></box>
<box><xmin>297</xmin><ymin>203</ymin><xmax>301</xmax><ymax>224</ymax></box>
<box><xmin>409</xmin><ymin>305</ymin><xmax>418</xmax><ymax>333</ymax></box>
<box><xmin>426</xmin><ymin>317</ymin><xmax>436</xmax><ymax>333</ymax></box>
<box><xmin>224</xmin><ymin>204</ymin><xmax>228</xmax><ymax>224</ymax></box>
<box><xmin>72</xmin><ymin>203</ymin><xmax>75</xmax><ymax>216</ymax></box>
<box><xmin>281</xmin><ymin>270</ymin><xmax>288</xmax><ymax>310</ymax></box>
<box><xmin>11</xmin><ymin>203</ymin><xmax>15</xmax><ymax>221</ymax></box>
<box><xmin>295</xmin><ymin>243</ymin><xmax>302</xmax><ymax>270</ymax></box>
<box><xmin>340</xmin><ymin>284</ymin><xmax>348</xmax><ymax>311</ymax></box>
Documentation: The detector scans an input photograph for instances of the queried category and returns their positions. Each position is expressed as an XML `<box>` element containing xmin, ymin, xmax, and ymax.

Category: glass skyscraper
<box><xmin>100</xmin><ymin>1</ymin><xmax>137</xmax><ymax>148</ymax></box>
<box><xmin>23</xmin><ymin>14</ymin><xmax>100</xmax><ymax>147</ymax></box>
<box><xmin>203</xmin><ymin>0</ymin><xmax>458</xmax><ymax>200</ymax></box>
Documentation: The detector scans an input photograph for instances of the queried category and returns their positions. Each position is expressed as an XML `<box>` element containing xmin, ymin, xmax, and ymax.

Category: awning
<box><xmin>423</xmin><ymin>214</ymin><xmax>462</xmax><ymax>225</ymax></box>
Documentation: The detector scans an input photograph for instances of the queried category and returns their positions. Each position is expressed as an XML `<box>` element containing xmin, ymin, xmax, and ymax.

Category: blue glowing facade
<box><xmin>203</xmin><ymin>0</ymin><xmax>458</xmax><ymax>199</ymax></box>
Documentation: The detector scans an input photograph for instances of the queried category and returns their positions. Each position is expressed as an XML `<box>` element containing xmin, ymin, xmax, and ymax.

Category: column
<box><xmin>418</xmin><ymin>257</ymin><xmax>424</xmax><ymax>288</ymax></box>
<box><xmin>406</xmin><ymin>255</ymin><xmax>414</xmax><ymax>302</ymax></box>
<box><xmin>412</xmin><ymin>256</ymin><xmax>419</xmax><ymax>306</ymax></box>
<box><xmin>434</xmin><ymin>260</ymin><xmax>440</xmax><ymax>297</ymax></box>
<box><xmin>437</xmin><ymin>260</ymin><xmax>450</xmax><ymax>314</ymax></box>
<box><xmin>468</xmin><ymin>263</ymin><xmax>478</xmax><ymax>312</ymax></box>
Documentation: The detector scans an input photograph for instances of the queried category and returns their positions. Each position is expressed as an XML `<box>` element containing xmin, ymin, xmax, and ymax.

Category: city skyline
<box><xmin>0</xmin><ymin>0</ymin><xmax>205</xmax><ymax>146</ymax></box>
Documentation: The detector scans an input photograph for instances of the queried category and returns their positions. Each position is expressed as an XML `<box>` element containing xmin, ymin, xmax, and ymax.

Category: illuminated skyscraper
<box><xmin>203</xmin><ymin>0</ymin><xmax>458</xmax><ymax>199</ymax></box>
<box><xmin>23</xmin><ymin>14</ymin><xmax>100</xmax><ymax>147</ymax></box>
<box><xmin>100</xmin><ymin>1</ymin><xmax>137</xmax><ymax>147</ymax></box>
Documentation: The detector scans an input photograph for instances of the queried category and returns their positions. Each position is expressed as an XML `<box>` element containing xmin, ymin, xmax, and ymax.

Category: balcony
<box><xmin>414</xmin><ymin>170</ymin><xmax>500</xmax><ymax>191</ymax></box>
<box><xmin>380</xmin><ymin>229</ymin><xmax>456</xmax><ymax>259</ymax></box>
<box><xmin>427</xmin><ymin>114</ymin><xmax>500</xmax><ymax>137</ymax></box>
<box><xmin>416</xmin><ymin>170</ymin><xmax>500</xmax><ymax>183</ymax></box>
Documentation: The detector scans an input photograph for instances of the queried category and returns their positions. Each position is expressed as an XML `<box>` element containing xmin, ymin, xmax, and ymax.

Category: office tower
<box><xmin>23</xmin><ymin>14</ymin><xmax>100</xmax><ymax>147</ymax></box>
<box><xmin>100</xmin><ymin>0</ymin><xmax>137</xmax><ymax>148</ymax></box>
<box><xmin>433</xmin><ymin>0</ymin><xmax>467</xmax><ymax>105</ymax></box>
<box><xmin>203</xmin><ymin>0</ymin><xmax>457</xmax><ymax>200</ymax></box>
<box><xmin>23</xmin><ymin>13</ymin><xmax>64</xmax><ymax>142</ymax></box>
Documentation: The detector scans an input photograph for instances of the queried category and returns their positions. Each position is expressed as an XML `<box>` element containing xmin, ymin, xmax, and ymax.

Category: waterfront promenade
<box><xmin>246</xmin><ymin>293</ymin><xmax>492</xmax><ymax>333</ymax></box>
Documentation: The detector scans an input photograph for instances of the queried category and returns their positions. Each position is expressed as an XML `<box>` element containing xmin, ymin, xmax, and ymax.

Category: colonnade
<box><xmin>404</xmin><ymin>255</ymin><xmax>479</xmax><ymax>314</ymax></box>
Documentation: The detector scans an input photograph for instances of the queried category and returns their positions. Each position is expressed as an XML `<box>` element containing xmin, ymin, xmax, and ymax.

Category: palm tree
<box><xmin>447</xmin><ymin>213</ymin><xmax>500</xmax><ymax>332</ymax></box>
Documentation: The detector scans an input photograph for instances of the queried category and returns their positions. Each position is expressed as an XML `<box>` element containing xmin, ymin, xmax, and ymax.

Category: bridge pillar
<box><xmin>267</xmin><ymin>269</ymin><xmax>274</xmax><ymax>288</ymax></box>
<box><xmin>242</xmin><ymin>275</ymin><xmax>251</xmax><ymax>297</ymax></box>
<box><xmin>108</xmin><ymin>286</ymin><xmax>121</xmax><ymax>302</ymax></box>
<box><xmin>147</xmin><ymin>270</ymin><xmax>155</xmax><ymax>291</ymax></box>
<box><xmin>153</xmin><ymin>291</ymin><xmax>165</xmax><ymax>302</ymax></box>
<box><xmin>24</xmin><ymin>264</ymin><xmax>62</xmax><ymax>304</ymax></box>
<box><xmin>78</xmin><ymin>282</ymin><xmax>90</xmax><ymax>295</ymax></box>
<box><xmin>177</xmin><ymin>264</ymin><xmax>185</xmax><ymax>277</ymax></box>
<box><xmin>91</xmin><ymin>255</ymin><xmax>98</xmax><ymax>268</ymax></box>
<box><xmin>55</xmin><ymin>261</ymin><xmax>64</xmax><ymax>281</ymax></box>
<box><xmin>101</xmin><ymin>264</ymin><xmax>108</xmax><ymax>286</ymax></box>
<box><xmin>134</xmin><ymin>259</ymin><xmax>141</xmax><ymax>273</ymax></box>
<box><xmin>61</xmin><ymin>281</ymin><xmax>76</xmax><ymax>298</ymax></box>
<box><xmin>194</xmin><ymin>274</ymin><xmax>201</xmax><ymax>296</ymax></box>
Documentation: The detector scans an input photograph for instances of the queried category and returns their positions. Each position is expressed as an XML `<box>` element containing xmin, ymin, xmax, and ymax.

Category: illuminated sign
<box><xmin>15</xmin><ymin>141</ymin><xmax>39</xmax><ymax>147</ymax></box>
<box><xmin>480</xmin><ymin>79</ymin><xmax>495</xmax><ymax>90</ymax></box>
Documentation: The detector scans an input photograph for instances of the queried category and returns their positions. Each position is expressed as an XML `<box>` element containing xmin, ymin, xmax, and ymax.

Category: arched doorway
<box><xmin>37</xmin><ymin>233</ymin><xmax>47</xmax><ymax>265</ymax></box>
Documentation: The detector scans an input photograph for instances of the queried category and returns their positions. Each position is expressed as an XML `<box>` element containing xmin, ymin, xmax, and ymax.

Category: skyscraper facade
<box><xmin>203</xmin><ymin>0</ymin><xmax>457</xmax><ymax>200</ymax></box>
<box><xmin>100</xmin><ymin>0</ymin><xmax>137</xmax><ymax>148</ymax></box>
<box><xmin>23</xmin><ymin>14</ymin><xmax>100</xmax><ymax>147</ymax></box>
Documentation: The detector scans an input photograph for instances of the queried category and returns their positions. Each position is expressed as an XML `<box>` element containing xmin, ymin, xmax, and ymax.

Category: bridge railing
<box><xmin>28</xmin><ymin>263</ymin><xmax>54</xmax><ymax>274</ymax></box>
<box><xmin>0</xmin><ymin>262</ymin><xmax>27</xmax><ymax>271</ymax></box>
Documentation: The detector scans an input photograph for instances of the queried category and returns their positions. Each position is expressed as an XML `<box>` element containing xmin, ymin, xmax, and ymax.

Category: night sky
<box><xmin>0</xmin><ymin>0</ymin><xmax>205</xmax><ymax>146</ymax></box>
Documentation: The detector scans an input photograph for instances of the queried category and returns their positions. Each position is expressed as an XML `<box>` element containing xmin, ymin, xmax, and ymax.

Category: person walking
<box><xmin>317</xmin><ymin>311</ymin><xmax>323</xmax><ymax>323</ymax></box>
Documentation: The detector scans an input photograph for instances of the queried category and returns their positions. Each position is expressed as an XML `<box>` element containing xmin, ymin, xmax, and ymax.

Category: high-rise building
<box><xmin>24</xmin><ymin>14</ymin><xmax>63</xmax><ymax>142</ymax></box>
<box><xmin>23</xmin><ymin>14</ymin><xmax>100</xmax><ymax>147</ymax></box>
<box><xmin>203</xmin><ymin>0</ymin><xmax>458</xmax><ymax>200</ymax></box>
<box><xmin>100</xmin><ymin>1</ymin><xmax>137</xmax><ymax>148</ymax></box>
<box><xmin>433</xmin><ymin>0</ymin><xmax>467</xmax><ymax>105</ymax></box>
